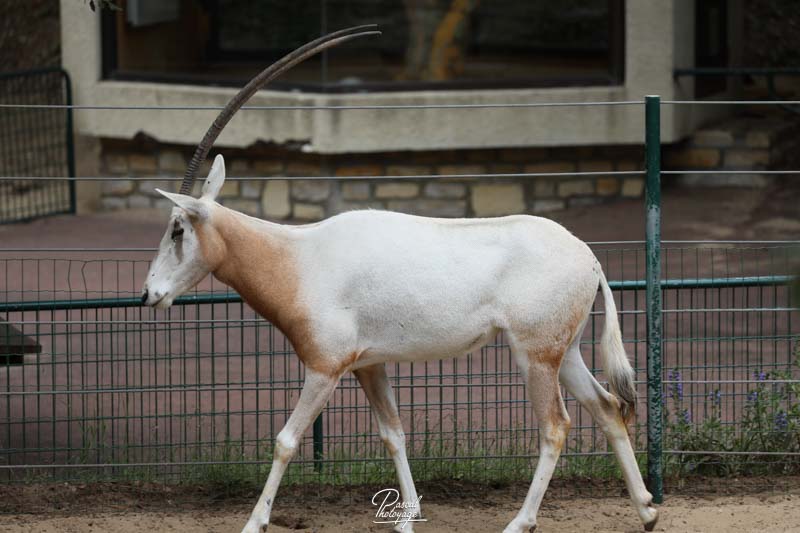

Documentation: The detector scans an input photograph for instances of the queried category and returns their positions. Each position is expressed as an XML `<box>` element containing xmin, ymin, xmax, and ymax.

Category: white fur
<box><xmin>292</xmin><ymin>211</ymin><xmax>597</xmax><ymax>365</ymax></box>
<box><xmin>142</xmin><ymin>156</ymin><xmax>657</xmax><ymax>533</ymax></box>
<box><xmin>201</xmin><ymin>154</ymin><xmax>226</xmax><ymax>200</ymax></box>
<box><xmin>143</xmin><ymin>204</ymin><xmax>208</xmax><ymax>309</ymax></box>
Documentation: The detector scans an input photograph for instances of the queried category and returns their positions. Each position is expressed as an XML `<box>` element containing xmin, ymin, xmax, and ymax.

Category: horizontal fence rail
<box><xmin>3</xmin><ymin>99</ymin><xmax>800</xmax><ymax>111</ymax></box>
<box><xmin>1</xmin><ymin>276</ymin><xmax>795</xmax><ymax>314</ymax></box>
<box><xmin>2</xmin><ymin>171</ymin><xmax>647</xmax><ymax>181</ymax></box>
<box><xmin>0</xmin><ymin>101</ymin><xmax>646</xmax><ymax>111</ymax></box>
<box><xmin>8</xmin><ymin>169</ymin><xmax>800</xmax><ymax>182</ymax></box>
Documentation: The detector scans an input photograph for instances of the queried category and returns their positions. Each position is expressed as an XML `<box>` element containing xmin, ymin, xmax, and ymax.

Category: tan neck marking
<box><xmin>209</xmin><ymin>209</ymin><xmax>297</xmax><ymax>328</ymax></box>
<box><xmin>199</xmin><ymin>208</ymin><xmax>340</xmax><ymax>375</ymax></box>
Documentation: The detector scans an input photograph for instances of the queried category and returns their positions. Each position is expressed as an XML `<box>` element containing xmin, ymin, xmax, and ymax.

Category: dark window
<box><xmin>103</xmin><ymin>0</ymin><xmax>625</xmax><ymax>92</ymax></box>
<box><xmin>695</xmin><ymin>0</ymin><xmax>728</xmax><ymax>98</ymax></box>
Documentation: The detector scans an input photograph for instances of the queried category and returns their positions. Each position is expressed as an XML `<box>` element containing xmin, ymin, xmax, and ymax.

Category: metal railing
<box><xmin>0</xmin><ymin>96</ymin><xmax>798</xmax><ymax>499</ymax></box>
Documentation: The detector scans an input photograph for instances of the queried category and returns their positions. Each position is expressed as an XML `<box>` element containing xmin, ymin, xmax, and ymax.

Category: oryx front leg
<box><xmin>505</xmin><ymin>351</ymin><xmax>570</xmax><ymax>533</ymax></box>
<box><xmin>242</xmin><ymin>369</ymin><xmax>340</xmax><ymax>533</ymax></box>
<box><xmin>355</xmin><ymin>364</ymin><xmax>420</xmax><ymax>532</ymax></box>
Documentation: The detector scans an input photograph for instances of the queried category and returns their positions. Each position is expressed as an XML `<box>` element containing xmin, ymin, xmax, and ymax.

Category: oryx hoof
<box><xmin>644</xmin><ymin>517</ymin><xmax>658</xmax><ymax>532</ymax></box>
<box><xmin>240</xmin><ymin>520</ymin><xmax>267</xmax><ymax>533</ymax></box>
<box><xmin>502</xmin><ymin>520</ymin><xmax>536</xmax><ymax>533</ymax></box>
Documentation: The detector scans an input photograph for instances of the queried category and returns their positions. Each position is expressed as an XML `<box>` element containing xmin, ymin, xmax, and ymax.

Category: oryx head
<box><xmin>140</xmin><ymin>25</ymin><xmax>379</xmax><ymax>309</ymax></box>
<box><xmin>141</xmin><ymin>155</ymin><xmax>228</xmax><ymax>308</ymax></box>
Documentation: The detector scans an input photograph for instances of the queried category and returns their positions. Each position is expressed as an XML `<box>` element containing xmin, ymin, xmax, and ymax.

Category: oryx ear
<box><xmin>200</xmin><ymin>154</ymin><xmax>226</xmax><ymax>201</ymax></box>
<box><xmin>156</xmin><ymin>189</ymin><xmax>209</xmax><ymax>220</ymax></box>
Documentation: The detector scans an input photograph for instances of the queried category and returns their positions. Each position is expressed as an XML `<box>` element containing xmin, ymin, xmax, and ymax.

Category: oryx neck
<box><xmin>208</xmin><ymin>206</ymin><xmax>300</xmax><ymax>329</ymax></box>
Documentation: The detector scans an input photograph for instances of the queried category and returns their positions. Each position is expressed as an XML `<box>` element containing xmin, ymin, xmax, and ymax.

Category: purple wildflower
<box><xmin>708</xmin><ymin>389</ymin><xmax>722</xmax><ymax>406</ymax></box>
<box><xmin>774</xmin><ymin>411</ymin><xmax>789</xmax><ymax>432</ymax></box>
<box><xmin>681</xmin><ymin>409</ymin><xmax>692</xmax><ymax>425</ymax></box>
<box><xmin>668</xmin><ymin>369</ymin><xmax>683</xmax><ymax>401</ymax></box>
<box><xmin>747</xmin><ymin>390</ymin><xmax>758</xmax><ymax>403</ymax></box>
<box><xmin>754</xmin><ymin>371</ymin><xmax>767</xmax><ymax>382</ymax></box>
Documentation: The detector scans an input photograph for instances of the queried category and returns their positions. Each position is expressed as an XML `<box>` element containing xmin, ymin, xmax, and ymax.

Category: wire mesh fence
<box><xmin>659</xmin><ymin>244</ymin><xmax>800</xmax><ymax>484</ymax></box>
<box><xmin>0</xmin><ymin>68</ymin><xmax>75</xmax><ymax>224</ymax></box>
<box><xmin>0</xmin><ymin>242</ymin><xmax>797</xmax><ymax>490</ymax></box>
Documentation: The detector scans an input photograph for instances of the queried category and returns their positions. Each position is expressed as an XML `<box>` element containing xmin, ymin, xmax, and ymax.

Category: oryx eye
<box><xmin>171</xmin><ymin>226</ymin><xmax>184</xmax><ymax>240</ymax></box>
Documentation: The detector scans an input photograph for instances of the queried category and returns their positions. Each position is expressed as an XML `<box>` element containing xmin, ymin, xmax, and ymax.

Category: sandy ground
<box><xmin>1</xmin><ymin>485</ymin><xmax>800</xmax><ymax>532</ymax></box>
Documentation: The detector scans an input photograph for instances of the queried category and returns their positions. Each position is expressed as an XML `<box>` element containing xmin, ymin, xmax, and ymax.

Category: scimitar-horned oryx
<box><xmin>140</xmin><ymin>25</ymin><xmax>659</xmax><ymax>533</ymax></box>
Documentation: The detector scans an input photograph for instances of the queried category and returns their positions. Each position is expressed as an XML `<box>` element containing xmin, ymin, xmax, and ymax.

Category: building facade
<box><xmin>61</xmin><ymin>1</ymin><xmax>748</xmax><ymax>219</ymax></box>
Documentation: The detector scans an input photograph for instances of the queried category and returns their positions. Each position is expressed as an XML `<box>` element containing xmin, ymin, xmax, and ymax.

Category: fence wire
<box><xmin>4</xmin><ymin>99</ymin><xmax>800</xmax><ymax>111</ymax></box>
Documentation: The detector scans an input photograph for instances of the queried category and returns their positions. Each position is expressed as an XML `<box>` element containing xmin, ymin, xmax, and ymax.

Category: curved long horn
<box><xmin>180</xmin><ymin>24</ymin><xmax>380</xmax><ymax>195</ymax></box>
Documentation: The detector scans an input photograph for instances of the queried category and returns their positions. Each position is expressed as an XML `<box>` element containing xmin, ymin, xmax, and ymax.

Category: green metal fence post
<box><xmin>313</xmin><ymin>414</ymin><xmax>324</xmax><ymax>472</ymax></box>
<box><xmin>645</xmin><ymin>95</ymin><xmax>664</xmax><ymax>504</ymax></box>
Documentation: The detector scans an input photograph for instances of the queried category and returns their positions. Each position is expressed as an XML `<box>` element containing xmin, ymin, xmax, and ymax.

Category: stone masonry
<box><xmin>97</xmin><ymin>138</ymin><xmax>645</xmax><ymax>221</ymax></box>
<box><xmin>662</xmin><ymin>115</ymin><xmax>800</xmax><ymax>187</ymax></box>
<box><xmin>94</xmin><ymin>113</ymin><xmax>799</xmax><ymax>221</ymax></box>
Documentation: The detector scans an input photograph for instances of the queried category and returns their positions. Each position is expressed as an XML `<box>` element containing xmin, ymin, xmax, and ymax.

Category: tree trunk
<box><xmin>426</xmin><ymin>0</ymin><xmax>478</xmax><ymax>81</ymax></box>
<box><xmin>401</xmin><ymin>0</ymin><xmax>479</xmax><ymax>81</ymax></box>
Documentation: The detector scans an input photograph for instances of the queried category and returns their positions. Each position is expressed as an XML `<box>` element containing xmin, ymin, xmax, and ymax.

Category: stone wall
<box><xmin>91</xmin><ymin>112</ymin><xmax>800</xmax><ymax>220</ymax></box>
<box><xmin>662</xmin><ymin>115</ymin><xmax>800</xmax><ymax>187</ymax></box>
<box><xmin>96</xmin><ymin>138</ymin><xmax>645</xmax><ymax>221</ymax></box>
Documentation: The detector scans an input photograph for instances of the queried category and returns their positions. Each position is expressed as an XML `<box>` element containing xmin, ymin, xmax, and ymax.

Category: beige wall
<box><xmin>61</xmin><ymin>1</ymin><xmax>735</xmax><ymax>155</ymax></box>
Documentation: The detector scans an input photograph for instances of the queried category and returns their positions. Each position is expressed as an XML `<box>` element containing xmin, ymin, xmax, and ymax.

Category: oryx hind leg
<box><xmin>355</xmin><ymin>364</ymin><xmax>421</xmax><ymax>532</ymax></box>
<box><xmin>558</xmin><ymin>338</ymin><xmax>659</xmax><ymax>530</ymax></box>
<box><xmin>504</xmin><ymin>338</ymin><xmax>571</xmax><ymax>533</ymax></box>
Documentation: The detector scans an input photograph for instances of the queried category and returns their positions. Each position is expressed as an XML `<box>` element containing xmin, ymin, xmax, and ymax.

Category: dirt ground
<box><xmin>1</xmin><ymin>480</ymin><xmax>800</xmax><ymax>532</ymax></box>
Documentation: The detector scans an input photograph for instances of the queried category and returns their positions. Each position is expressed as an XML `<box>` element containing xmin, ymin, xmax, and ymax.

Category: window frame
<box><xmin>101</xmin><ymin>0</ymin><xmax>626</xmax><ymax>93</ymax></box>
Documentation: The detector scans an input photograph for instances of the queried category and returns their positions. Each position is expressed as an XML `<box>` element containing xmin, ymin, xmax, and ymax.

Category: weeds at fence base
<box><xmin>177</xmin><ymin>433</ymin><xmax>642</xmax><ymax>495</ymax></box>
<box><xmin>663</xmin><ymin>352</ymin><xmax>800</xmax><ymax>478</ymax></box>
